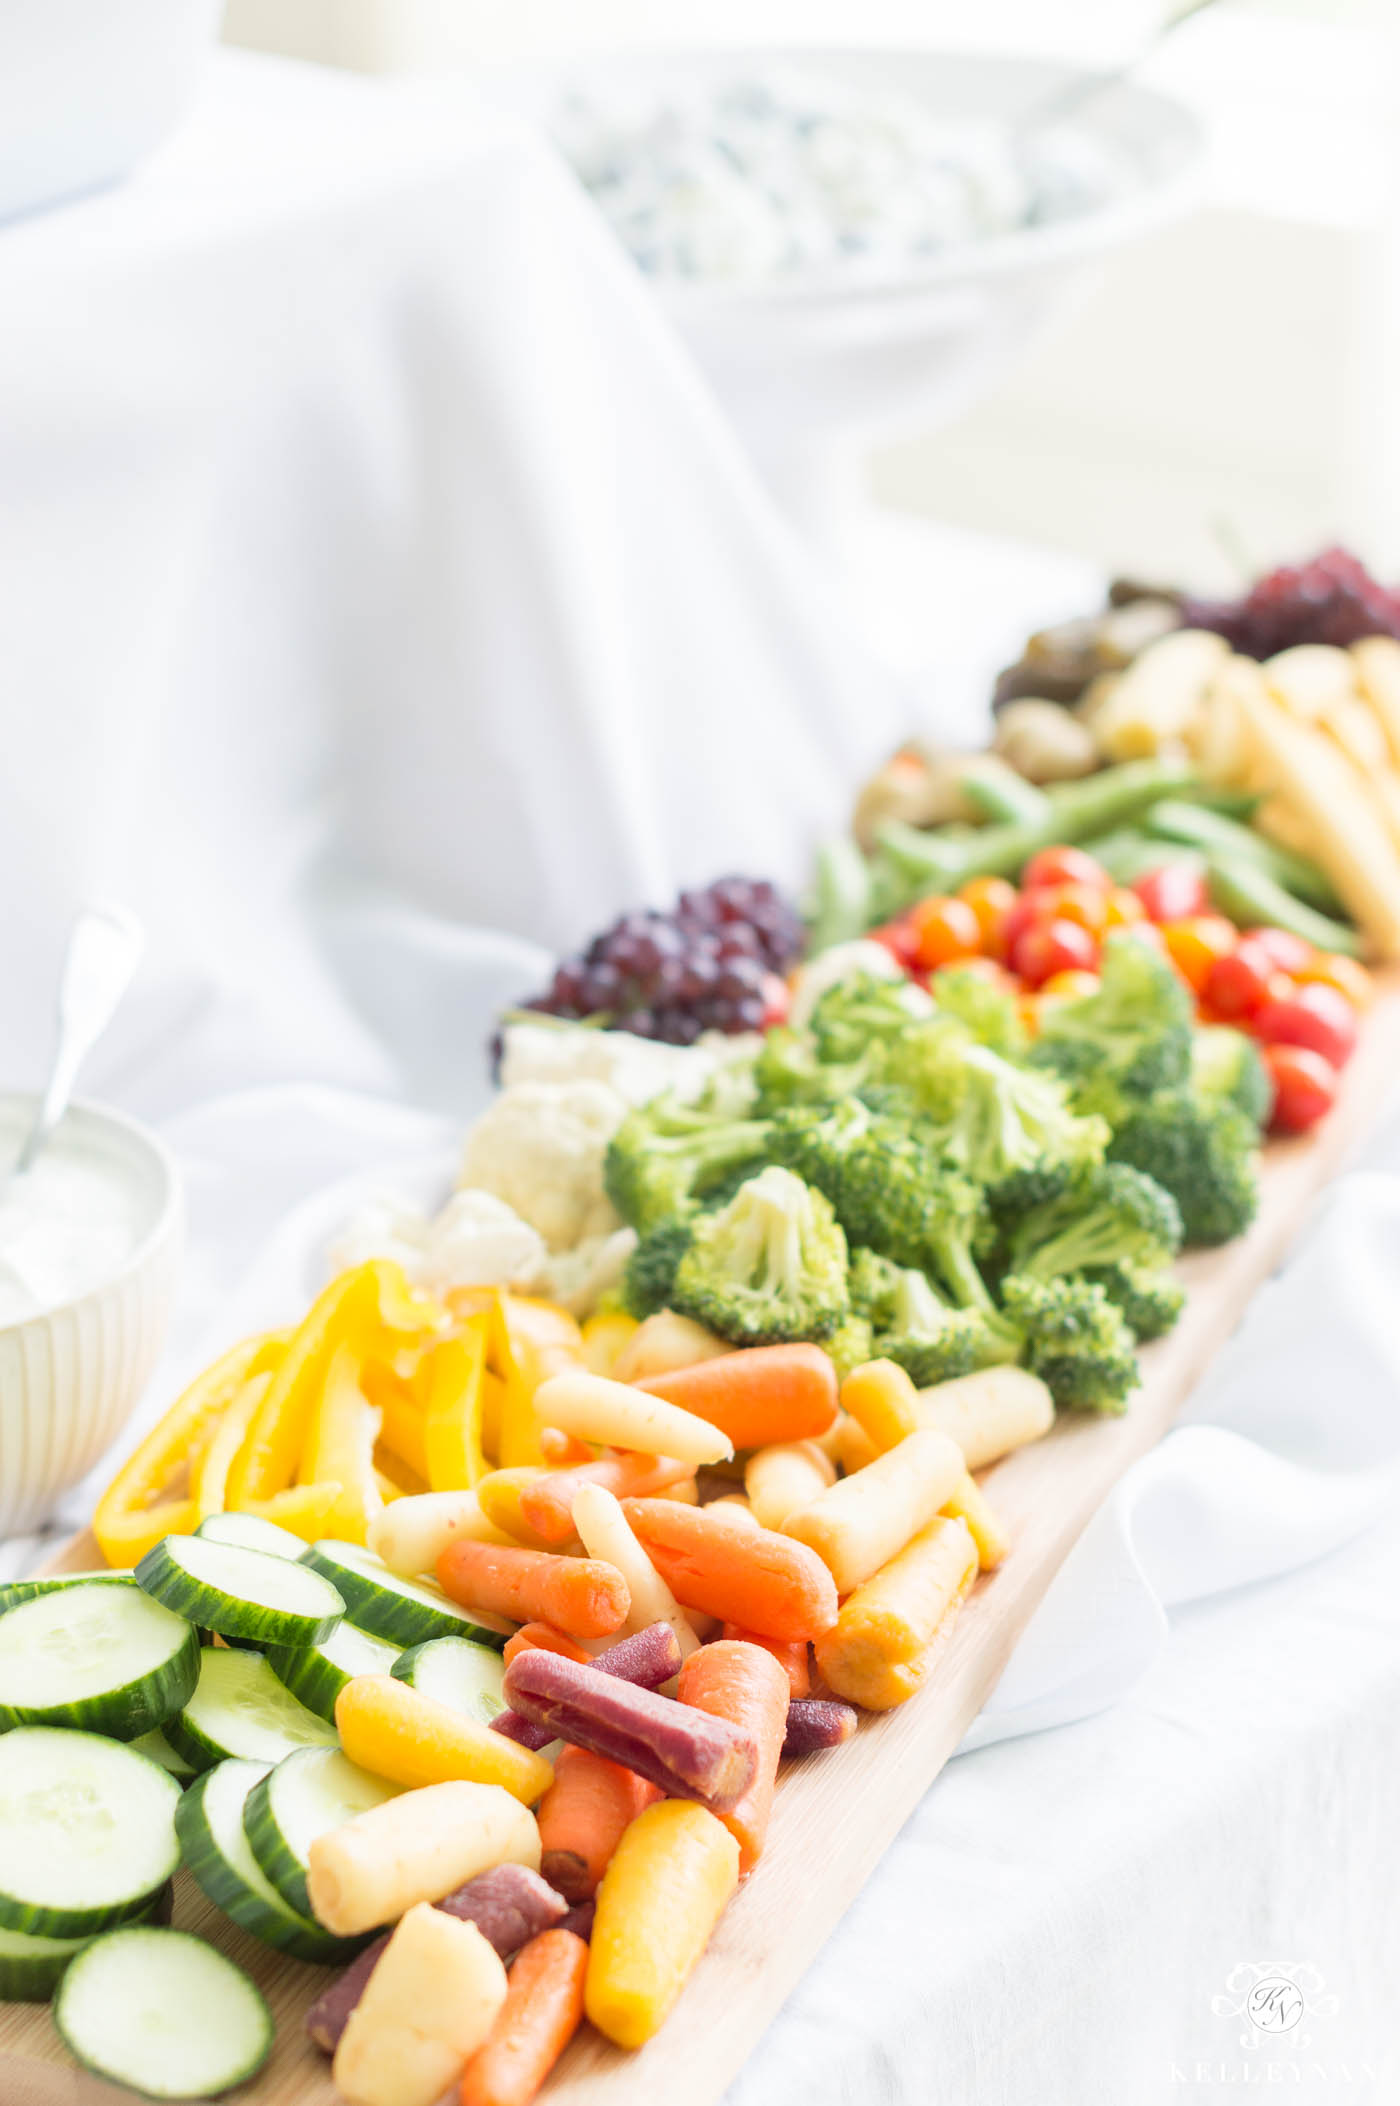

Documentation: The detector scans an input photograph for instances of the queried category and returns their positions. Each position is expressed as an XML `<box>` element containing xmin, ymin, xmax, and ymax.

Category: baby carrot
<box><xmin>336</xmin><ymin>1674</ymin><xmax>554</xmax><ymax>1804</ymax></box>
<box><xmin>678</xmin><ymin>1641</ymin><xmax>789</xmax><ymax>1874</ymax></box>
<box><xmin>520</xmin><ymin>1453</ymin><xmax>695</xmax><ymax>1546</ymax></box>
<box><xmin>620</xmin><ymin>1498</ymin><xmax>838</xmax><ymax>1642</ymax></box>
<box><xmin>782</xmin><ymin>1429</ymin><xmax>966</xmax><ymax>1594</ymax></box>
<box><xmin>437</xmin><ymin>1539</ymin><xmax>631</xmax><ymax>1642</ymax></box>
<box><xmin>636</xmin><ymin>1343</ymin><xmax>838</xmax><ymax>1449</ymax></box>
<box><xmin>942</xmin><ymin>1469</ymin><xmax>1010</xmax><ymax>1571</ymax></box>
<box><xmin>537</xmin><ymin>1427</ymin><xmax>594</xmax><ymax>1465</ymax></box>
<box><xmin>585</xmin><ymin>1801</ymin><xmax>739</xmax><ymax>2048</ymax></box>
<box><xmin>744</xmin><ymin>1440</ymin><xmax>834</xmax><ymax>1531</ymax></box>
<box><xmin>815</xmin><ymin>1515</ymin><xmax>977</xmax><ymax>1711</ymax></box>
<box><xmin>503</xmin><ymin>1624</ymin><xmax>590</xmax><ymax>1669</ymax></box>
<box><xmin>839</xmin><ymin>1359</ymin><xmax>920</xmax><ymax>1455</ymax></box>
<box><xmin>538</xmin><ymin>1747</ymin><xmax>660</xmax><ymax>1902</ymax></box>
<box><xmin>460</xmin><ymin>1929</ymin><xmax>588</xmax><ymax>2106</ymax></box>
<box><xmin>720</xmin><ymin>1624</ymin><xmax>809</xmax><ymax>1698</ymax></box>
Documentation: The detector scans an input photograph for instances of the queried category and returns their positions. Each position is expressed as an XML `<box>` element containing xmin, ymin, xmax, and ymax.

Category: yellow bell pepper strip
<box><xmin>239</xmin><ymin>1482</ymin><xmax>345</xmax><ymax>1542</ymax></box>
<box><xmin>227</xmin><ymin>1261</ymin><xmax>440</xmax><ymax>1507</ymax></box>
<box><xmin>93</xmin><ymin>1333</ymin><xmax>275</xmax><ymax>1566</ymax></box>
<box><xmin>373</xmin><ymin>1445</ymin><xmax>428</xmax><ymax>1499</ymax></box>
<box><xmin>193</xmin><ymin>1373</ymin><xmax>270</xmax><ymax>1520</ymax></box>
<box><xmin>479</xmin><ymin>1368</ymin><xmax>507</xmax><ymax>1465</ymax></box>
<box><xmin>299</xmin><ymin>1343</ymin><xmax>384</xmax><ymax>1546</ymax></box>
<box><xmin>580</xmin><ymin>1311</ymin><xmax>640</xmax><ymax>1379</ymax></box>
<box><xmin>364</xmin><ymin>1363</ymin><xmax>430</xmax><ymax>1485</ymax></box>
<box><xmin>492</xmin><ymin>1297</ymin><xmax>585</xmax><ymax>1469</ymax></box>
<box><xmin>422</xmin><ymin>1317</ymin><xmax>491</xmax><ymax>1492</ymax></box>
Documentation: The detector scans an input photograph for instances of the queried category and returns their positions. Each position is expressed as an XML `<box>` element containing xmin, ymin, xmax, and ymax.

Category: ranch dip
<box><xmin>0</xmin><ymin>1132</ymin><xmax>145</xmax><ymax>1323</ymax></box>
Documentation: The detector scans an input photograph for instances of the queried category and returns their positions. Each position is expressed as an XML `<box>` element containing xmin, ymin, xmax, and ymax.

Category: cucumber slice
<box><xmin>176</xmin><ymin>1759</ymin><xmax>361</xmax><ymax>1965</ymax></box>
<box><xmin>0</xmin><ymin>1726</ymin><xmax>181</xmax><ymax>1937</ymax></box>
<box><xmin>267</xmin><ymin>1619</ymin><xmax>401</xmax><ymax>1722</ymax></box>
<box><xmin>303</xmin><ymin>1539</ymin><xmax>506</xmax><ymax>1651</ymax></box>
<box><xmin>196</xmin><ymin>1511</ymin><xmax>308</xmax><ymax>1560</ymax></box>
<box><xmin>54</xmin><ymin>1924</ymin><xmax>273</xmax><ymax>2098</ymax></box>
<box><xmin>244</xmin><ymin>1747</ymin><xmax>399</xmax><ymax>1919</ymax></box>
<box><xmin>392</xmin><ymin>1635</ymin><xmax>507</xmax><ymax>1726</ymax></box>
<box><xmin>0</xmin><ymin>1569</ymin><xmax>134</xmax><ymax>1613</ymax></box>
<box><xmin>0</xmin><ymin>1923</ymin><xmax>94</xmax><ymax>2001</ymax></box>
<box><xmin>0</xmin><ymin>1581</ymin><xmax>199</xmax><ymax>1740</ymax></box>
<box><xmin>131</xmin><ymin>1726</ymin><xmax>198</xmax><ymax>1782</ymax></box>
<box><xmin>137</xmin><ymin>1534</ymin><xmax>345</xmax><ymax>1648</ymax></box>
<box><xmin>165</xmin><ymin>1646</ymin><xmax>338</xmax><ymax>1773</ymax></box>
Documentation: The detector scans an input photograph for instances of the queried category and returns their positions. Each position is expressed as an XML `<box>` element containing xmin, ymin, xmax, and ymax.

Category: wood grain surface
<box><xmin>5</xmin><ymin>985</ymin><xmax>1398</xmax><ymax>2106</ymax></box>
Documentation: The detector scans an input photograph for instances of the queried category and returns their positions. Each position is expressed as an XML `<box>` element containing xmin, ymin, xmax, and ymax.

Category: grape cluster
<box><xmin>1182</xmin><ymin>546</ymin><xmax>1400</xmax><ymax>659</ymax></box>
<box><xmin>518</xmin><ymin>875</ymin><xmax>805</xmax><ymax>1044</ymax></box>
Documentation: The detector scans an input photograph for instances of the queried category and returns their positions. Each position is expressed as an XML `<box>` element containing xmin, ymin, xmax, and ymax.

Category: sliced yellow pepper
<box><xmin>372</xmin><ymin>1445</ymin><xmax>428</xmax><ymax>1499</ymax></box>
<box><xmin>496</xmin><ymin>1296</ymin><xmax>583</xmax><ymax>1468</ymax></box>
<box><xmin>581</xmin><ymin>1311</ymin><xmax>640</xmax><ymax>1378</ymax></box>
<box><xmin>227</xmin><ymin>1261</ymin><xmax>440</xmax><ymax>1506</ymax></box>
<box><xmin>479</xmin><ymin>1369</ymin><xmax>507</xmax><ymax>1463</ymax></box>
<box><xmin>422</xmin><ymin>1317</ymin><xmax>490</xmax><ymax>1491</ymax></box>
<box><xmin>240</xmin><ymin>1482</ymin><xmax>345</xmax><ymax>1542</ymax></box>
<box><xmin>299</xmin><ymin>1343</ymin><xmax>383</xmax><ymax>1545</ymax></box>
<box><xmin>93</xmin><ymin>1333</ymin><xmax>275</xmax><ymax>1565</ymax></box>
<box><xmin>365</xmin><ymin>1363</ymin><xmax>430</xmax><ymax>1484</ymax></box>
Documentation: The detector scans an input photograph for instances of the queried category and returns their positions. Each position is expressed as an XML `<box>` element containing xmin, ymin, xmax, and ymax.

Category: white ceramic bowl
<box><xmin>0</xmin><ymin>1098</ymin><xmax>182</xmax><ymax>1537</ymax></box>
<box><xmin>0</xmin><ymin>0</ymin><xmax>224</xmax><ymax>226</ymax></box>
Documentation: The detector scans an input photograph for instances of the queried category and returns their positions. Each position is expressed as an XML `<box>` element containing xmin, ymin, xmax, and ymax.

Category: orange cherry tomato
<box><xmin>1295</xmin><ymin>952</ymin><xmax>1374</xmax><ymax>1011</ymax></box>
<box><xmin>1160</xmin><ymin>914</ymin><xmax>1238</xmax><ymax>995</ymax></box>
<box><xmin>1030</xmin><ymin>882</ymin><xmax>1110</xmax><ymax>937</ymax></box>
<box><xmin>1021</xmin><ymin>845</ymin><xmax>1112</xmax><ymax>892</ymax></box>
<box><xmin>1103</xmin><ymin>887</ymin><xmax>1146</xmax><ymax>929</ymax></box>
<box><xmin>956</xmin><ymin>875</ymin><xmax>1018</xmax><ymax>959</ymax></box>
<box><xmin>907</xmin><ymin>895</ymin><xmax>982</xmax><ymax>971</ymax></box>
<box><xmin>1041</xmin><ymin>969</ymin><xmax>1101</xmax><ymax>998</ymax></box>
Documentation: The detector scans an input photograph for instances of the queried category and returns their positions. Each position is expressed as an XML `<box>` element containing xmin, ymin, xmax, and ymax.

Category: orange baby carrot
<box><xmin>438</xmin><ymin>1538</ymin><xmax>631</xmax><ymax>1641</ymax></box>
<box><xmin>538</xmin><ymin>1427</ymin><xmax>595</xmax><ymax>1466</ymax></box>
<box><xmin>502</xmin><ymin>1623</ymin><xmax>591</xmax><ymax>1669</ymax></box>
<box><xmin>678</xmin><ymin>1640</ymin><xmax>790</xmax><ymax>1874</ymax></box>
<box><xmin>619</xmin><ymin>1499</ymin><xmax>837</xmax><ymax>1642</ymax></box>
<box><xmin>459</xmin><ymin>1927</ymin><xmax>588</xmax><ymax>2106</ymax></box>
<box><xmin>636</xmin><ymin>1344</ymin><xmax>838</xmax><ymax>1449</ymax></box>
<box><xmin>537</xmin><ymin>1746</ymin><xmax>660</xmax><ymax>1903</ymax></box>
<box><xmin>721</xmin><ymin>1624</ymin><xmax>810</xmax><ymax>1698</ymax></box>
<box><xmin>520</xmin><ymin>1454</ymin><xmax>695</xmax><ymax>1546</ymax></box>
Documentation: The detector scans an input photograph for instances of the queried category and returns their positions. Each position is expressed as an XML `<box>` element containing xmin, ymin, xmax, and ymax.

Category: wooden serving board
<box><xmin>5</xmin><ymin>986</ymin><xmax>1400</xmax><ymax>2106</ymax></box>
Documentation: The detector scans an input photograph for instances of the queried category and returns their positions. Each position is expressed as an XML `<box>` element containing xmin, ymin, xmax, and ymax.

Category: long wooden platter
<box><xmin>5</xmin><ymin>984</ymin><xmax>1399</xmax><ymax>2106</ymax></box>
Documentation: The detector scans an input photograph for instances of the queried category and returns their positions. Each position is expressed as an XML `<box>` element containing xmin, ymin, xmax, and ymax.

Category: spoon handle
<box><xmin>16</xmin><ymin>905</ymin><xmax>146</xmax><ymax>1174</ymax></box>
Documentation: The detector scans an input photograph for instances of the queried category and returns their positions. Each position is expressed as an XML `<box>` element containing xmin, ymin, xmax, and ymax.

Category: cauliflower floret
<box><xmin>327</xmin><ymin>1192</ymin><xmax>433</xmax><ymax>1282</ymax></box>
<box><xmin>500</xmin><ymin>1020</ymin><xmax>722</xmax><ymax>1108</ymax></box>
<box><xmin>539</xmin><ymin>1224</ymin><xmax>639</xmax><ymax>1319</ymax></box>
<box><xmin>426</xmin><ymin>1190</ymin><xmax>547</xmax><ymax>1291</ymax></box>
<box><xmin>459</xmin><ymin>1080</ymin><xmax>627</xmax><ymax>1251</ymax></box>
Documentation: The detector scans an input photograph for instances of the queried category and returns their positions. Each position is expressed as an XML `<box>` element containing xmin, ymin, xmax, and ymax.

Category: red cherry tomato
<box><xmin>760</xmin><ymin>973</ymin><xmax>791</xmax><ymax>1030</ymax></box>
<box><xmin>1204</xmin><ymin>935</ymin><xmax>1279</xmax><ymax>1020</ymax></box>
<box><xmin>1021</xmin><ymin>846</ymin><xmax>1112</xmax><ymax>893</ymax></box>
<box><xmin>869</xmin><ymin>920</ymin><xmax>921</xmax><ymax>970</ymax></box>
<box><xmin>1132</xmin><ymin>863</ymin><xmax>1211</xmax><ymax>924</ymax></box>
<box><xmin>907</xmin><ymin>894</ymin><xmax>982</xmax><ymax>971</ymax></box>
<box><xmin>1264</xmin><ymin>1044</ymin><xmax>1337</xmax><ymax>1134</ymax></box>
<box><xmin>1011</xmin><ymin>918</ymin><xmax>1099</xmax><ymax>989</ymax></box>
<box><xmin>1029</xmin><ymin>881</ymin><xmax>1110</xmax><ymax>937</ymax></box>
<box><xmin>1248</xmin><ymin>927</ymin><xmax>1314</xmax><ymax>975</ymax></box>
<box><xmin>1253</xmin><ymin>982</ymin><xmax>1359</xmax><ymax>1068</ymax></box>
<box><xmin>956</xmin><ymin>876</ymin><xmax>1018</xmax><ymax>960</ymax></box>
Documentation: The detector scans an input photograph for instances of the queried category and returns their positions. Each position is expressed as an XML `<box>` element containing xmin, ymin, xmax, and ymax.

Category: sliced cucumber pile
<box><xmin>302</xmin><ymin>1538</ymin><xmax>506</xmax><ymax>1650</ymax></box>
<box><xmin>0</xmin><ymin>1726</ymin><xmax>181</xmax><ymax>1937</ymax></box>
<box><xmin>137</xmin><ymin>1534</ymin><xmax>345</xmax><ymax>1649</ymax></box>
<box><xmin>267</xmin><ymin>1617</ymin><xmax>401</xmax><ymax>1722</ymax></box>
<box><xmin>0</xmin><ymin>1569</ymin><xmax>134</xmax><ymax>1613</ymax></box>
<box><xmin>244</xmin><ymin>1746</ymin><xmax>399</xmax><ymax>1919</ymax></box>
<box><xmin>165</xmin><ymin>1645</ymin><xmax>338</xmax><ymax>1772</ymax></box>
<box><xmin>196</xmin><ymin>1510</ymin><xmax>308</xmax><ymax>1560</ymax></box>
<box><xmin>392</xmin><ymin>1634</ymin><xmax>507</xmax><ymax>1726</ymax></box>
<box><xmin>54</xmin><ymin>1924</ymin><xmax>273</xmax><ymax>2099</ymax></box>
<box><xmin>0</xmin><ymin>1580</ymin><xmax>199</xmax><ymax>1740</ymax></box>
<box><xmin>0</xmin><ymin>1922</ymin><xmax>96</xmax><ymax>2002</ymax></box>
<box><xmin>130</xmin><ymin>1726</ymin><xmax>198</xmax><ymax>1782</ymax></box>
<box><xmin>176</xmin><ymin>1758</ymin><xmax>360</xmax><ymax>1965</ymax></box>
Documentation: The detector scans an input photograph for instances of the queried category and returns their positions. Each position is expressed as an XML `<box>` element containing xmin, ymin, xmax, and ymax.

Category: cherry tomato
<box><xmin>1021</xmin><ymin>845</ymin><xmax>1112</xmax><ymax>892</ymax></box>
<box><xmin>907</xmin><ymin>894</ymin><xmax>982</xmax><ymax>970</ymax></box>
<box><xmin>1041</xmin><ymin>969</ymin><xmax>1101</xmax><ymax>998</ymax></box>
<box><xmin>1103</xmin><ymin>886</ymin><xmax>1146</xmax><ymax>929</ymax></box>
<box><xmin>956</xmin><ymin>875</ymin><xmax>1018</xmax><ymax>959</ymax></box>
<box><xmin>1000</xmin><ymin>890</ymin><xmax>1045</xmax><ymax>961</ymax></box>
<box><xmin>1029</xmin><ymin>881</ymin><xmax>1110</xmax><ymax>937</ymax></box>
<box><xmin>1295</xmin><ymin>952</ymin><xmax>1374</xmax><ymax>1010</ymax></box>
<box><xmin>1204</xmin><ymin>934</ymin><xmax>1279</xmax><ymax>1020</ymax></box>
<box><xmin>1132</xmin><ymin>863</ymin><xmax>1211</xmax><ymax>924</ymax></box>
<box><xmin>1248</xmin><ymin>927</ymin><xmax>1314</xmax><ymax>975</ymax></box>
<box><xmin>1118</xmin><ymin>919</ymin><xmax>1167</xmax><ymax>958</ymax></box>
<box><xmin>1264</xmin><ymin>1044</ymin><xmax>1337</xmax><ymax>1134</ymax></box>
<box><xmin>869</xmin><ymin>919</ymin><xmax>921</xmax><ymax>970</ymax></box>
<box><xmin>760</xmin><ymin>973</ymin><xmax>791</xmax><ymax>1030</ymax></box>
<box><xmin>1011</xmin><ymin>918</ymin><xmax>1099</xmax><ymax>988</ymax></box>
<box><xmin>1253</xmin><ymin>982</ymin><xmax>1359</xmax><ymax>1068</ymax></box>
<box><xmin>1160</xmin><ymin>914</ymin><xmax>1237</xmax><ymax>995</ymax></box>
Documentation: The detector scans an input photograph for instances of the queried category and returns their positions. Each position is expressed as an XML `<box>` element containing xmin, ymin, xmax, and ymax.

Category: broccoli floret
<box><xmin>807</xmin><ymin>973</ymin><xmax>925</xmax><ymax>1066</ymax></box>
<box><xmin>928</xmin><ymin>965</ymin><xmax>1028</xmax><ymax>1056</ymax></box>
<box><xmin>1083</xmin><ymin>1259</ymin><xmax>1185</xmax><ymax>1342</ymax></box>
<box><xmin>999</xmin><ymin>1273</ymin><xmax>1139</xmax><ymax>1414</ymax></box>
<box><xmin>604</xmin><ymin>1094</ymin><xmax>772</xmax><ymax>1234</ymax></box>
<box><xmin>1030</xmin><ymin>934</ymin><xmax>1194</xmax><ymax>1098</ymax></box>
<box><xmin>875</xmin><ymin>1267</ymin><xmax>1021</xmax><ymax>1389</ymax></box>
<box><xmin>753</xmin><ymin>1027</ymin><xmax>875</xmax><ymax>1112</ymax></box>
<box><xmin>906</xmin><ymin>1038</ymin><xmax>1110</xmax><ymax>1214</ymax></box>
<box><xmin>619</xmin><ymin>1217</ymin><xmax>693</xmax><ymax>1320</ymax></box>
<box><xmin>1107</xmin><ymin>1090</ymin><xmax>1260</xmax><ymax>1246</ymax></box>
<box><xmin>671</xmin><ymin>1165</ymin><xmax>850</xmax><ymax>1347</ymax></box>
<box><xmin>1191</xmin><ymin>1025</ymin><xmax>1274</xmax><ymax>1130</ymax></box>
<box><xmin>1003</xmin><ymin>1161</ymin><xmax>1183</xmax><ymax>1281</ymax></box>
<box><xmin>847</xmin><ymin>1245</ymin><xmax>902</xmax><ymax>1330</ymax></box>
<box><xmin>825</xmin><ymin>1312</ymin><xmax>875</xmax><ymax>1381</ymax></box>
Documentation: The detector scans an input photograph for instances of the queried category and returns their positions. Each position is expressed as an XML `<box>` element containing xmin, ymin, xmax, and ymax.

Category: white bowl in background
<box><xmin>478</xmin><ymin>49</ymin><xmax>1203</xmax><ymax>541</ymax></box>
<box><xmin>0</xmin><ymin>0</ymin><xmax>224</xmax><ymax>227</ymax></box>
<box><xmin>0</xmin><ymin>1098</ymin><xmax>182</xmax><ymax>1537</ymax></box>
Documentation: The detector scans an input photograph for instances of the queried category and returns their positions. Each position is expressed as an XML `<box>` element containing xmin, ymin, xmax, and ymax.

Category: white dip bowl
<box><xmin>0</xmin><ymin>1097</ymin><xmax>182</xmax><ymax>1537</ymax></box>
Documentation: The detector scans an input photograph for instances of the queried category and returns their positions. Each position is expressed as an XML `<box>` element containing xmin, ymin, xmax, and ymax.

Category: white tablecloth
<box><xmin>1</xmin><ymin>48</ymin><xmax>1396</xmax><ymax>2106</ymax></box>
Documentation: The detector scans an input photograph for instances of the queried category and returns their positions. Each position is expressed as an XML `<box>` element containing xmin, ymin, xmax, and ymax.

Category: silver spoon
<box><xmin>12</xmin><ymin>904</ymin><xmax>146</xmax><ymax>1178</ymax></box>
